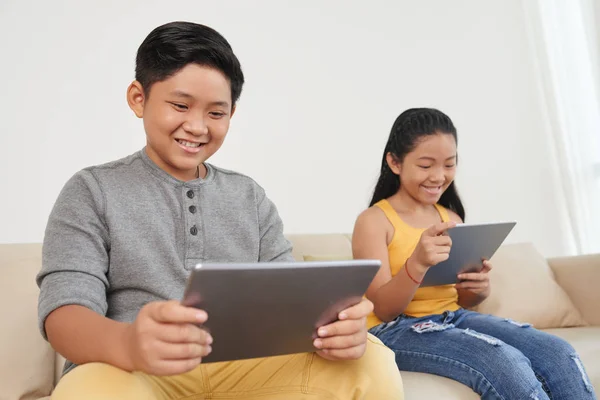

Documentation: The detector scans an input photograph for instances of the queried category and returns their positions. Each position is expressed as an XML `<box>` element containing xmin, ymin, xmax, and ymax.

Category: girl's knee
<box><xmin>52</xmin><ymin>363</ymin><xmax>154</xmax><ymax>400</ymax></box>
<box><xmin>549</xmin><ymin>335</ymin><xmax>576</xmax><ymax>354</ymax></box>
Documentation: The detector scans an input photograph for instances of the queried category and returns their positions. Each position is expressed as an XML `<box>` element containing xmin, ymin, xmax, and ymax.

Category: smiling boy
<box><xmin>36</xmin><ymin>21</ymin><xmax>403</xmax><ymax>399</ymax></box>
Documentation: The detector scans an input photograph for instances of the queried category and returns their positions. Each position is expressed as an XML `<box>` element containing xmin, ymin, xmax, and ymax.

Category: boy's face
<box><xmin>127</xmin><ymin>64</ymin><xmax>235</xmax><ymax>181</ymax></box>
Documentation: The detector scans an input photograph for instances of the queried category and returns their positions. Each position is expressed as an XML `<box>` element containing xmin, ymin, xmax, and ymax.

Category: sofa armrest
<box><xmin>547</xmin><ymin>253</ymin><xmax>600</xmax><ymax>326</ymax></box>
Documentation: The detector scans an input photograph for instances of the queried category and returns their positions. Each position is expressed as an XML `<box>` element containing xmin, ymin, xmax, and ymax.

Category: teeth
<box><xmin>178</xmin><ymin>140</ymin><xmax>201</xmax><ymax>148</ymax></box>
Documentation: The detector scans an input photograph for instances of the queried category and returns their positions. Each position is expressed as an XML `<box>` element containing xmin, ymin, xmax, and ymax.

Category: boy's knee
<box><xmin>362</xmin><ymin>333</ymin><xmax>399</xmax><ymax>373</ymax></box>
<box><xmin>362</xmin><ymin>334</ymin><xmax>404</xmax><ymax>390</ymax></box>
<box><xmin>307</xmin><ymin>334</ymin><xmax>403</xmax><ymax>399</ymax></box>
<box><xmin>352</xmin><ymin>334</ymin><xmax>404</xmax><ymax>398</ymax></box>
<box><xmin>52</xmin><ymin>363</ymin><xmax>154</xmax><ymax>400</ymax></box>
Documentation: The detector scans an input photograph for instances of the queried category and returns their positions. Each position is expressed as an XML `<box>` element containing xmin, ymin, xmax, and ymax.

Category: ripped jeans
<box><xmin>369</xmin><ymin>309</ymin><xmax>596</xmax><ymax>400</ymax></box>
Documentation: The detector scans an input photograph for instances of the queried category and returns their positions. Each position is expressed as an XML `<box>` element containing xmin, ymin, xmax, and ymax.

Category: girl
<box><xmin>352</xmin><ymin>108</ymin><xmax>596</xmax><ymax>399</ymax></box>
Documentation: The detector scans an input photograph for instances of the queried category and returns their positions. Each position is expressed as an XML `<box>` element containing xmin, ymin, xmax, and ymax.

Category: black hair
<box><xmin>369</xmin><ymin>108</ymin><xmax>465</xmax><ymax>221</ymax></box>
<box><xmin>135</xmin><ymin>21</ymin><xmax>244</xmax><ymax>105</ymax></box>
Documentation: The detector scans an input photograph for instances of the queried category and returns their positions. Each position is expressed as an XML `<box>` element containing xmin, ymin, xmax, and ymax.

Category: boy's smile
<box><xmin>127</xmin><ymin>64</ymin><xmax>236</xmax><ymax>181</ymax></box>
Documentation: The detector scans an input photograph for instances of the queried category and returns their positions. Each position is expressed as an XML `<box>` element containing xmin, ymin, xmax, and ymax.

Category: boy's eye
<box><xmin>169</xmin><ymin>102</ymin><xmax>188</xmax><ymax>111</ymax></box>
<box><xmin>418</xmin><ymin>165</ymin><xmax>431</xmax><ymax>169</ymax></box>
<box><xmin>209</xmin><ymin>112</ymin><xmax>226</xmax><ymax>118</ymax></box>
<box><xmin>445</xmin><ymin>164</ymin><xmax>456</xmax><ymax>168</ymax></box>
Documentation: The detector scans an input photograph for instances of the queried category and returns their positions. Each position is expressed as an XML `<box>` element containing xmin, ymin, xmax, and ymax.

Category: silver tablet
<box><xmin>181</xmin><ymin>259</ymin><xmax>381</xmax><ymax>363</ymax></box>
<box><xmin>420</xmin><ymin>221</ymin><xmax>516</xmax><ymax>287</ymax></box>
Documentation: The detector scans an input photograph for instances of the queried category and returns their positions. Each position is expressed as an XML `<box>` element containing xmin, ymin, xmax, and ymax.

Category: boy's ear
<box><xmin>230</xmin><ymin>104</ymin><xmax>236</xmax><ymax>118</ymax></box>
<box><xmin>127</xmin><ymin>81</ymin><xmax>145</xmax><ymax>118</ymax></box>
<box><xmin>386</xmin><ymin>152</ymin><xmax>401</xmax><ymax>175</ymax></box>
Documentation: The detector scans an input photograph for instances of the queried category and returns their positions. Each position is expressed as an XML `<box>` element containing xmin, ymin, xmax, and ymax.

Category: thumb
<box><xmin>425</xmin><ymin>221</ymin><xmax>457</xmax><ymax>237</ymax></box>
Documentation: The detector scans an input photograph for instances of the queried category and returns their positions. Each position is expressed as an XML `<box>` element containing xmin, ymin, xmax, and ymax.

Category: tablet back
<box><xmin>420</xmin><ymin>221</ymin><xmax>516</xmax><ymax>287</ymax></box>
<box><xmin>181</xmin><ymin>259</ymin><xmax>380</xmax><ymax>363</ymax></box>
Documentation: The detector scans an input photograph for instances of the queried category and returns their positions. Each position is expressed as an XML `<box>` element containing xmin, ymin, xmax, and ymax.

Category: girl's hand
<box><xmin>456</xmin><ymin>259</ymin><xmax>492</xmax><ymax>296</ymax></box>
<box><xmin>410</xmin><ymin>221</ymin><xmax>457</xmax><ymax>273</ymax></box>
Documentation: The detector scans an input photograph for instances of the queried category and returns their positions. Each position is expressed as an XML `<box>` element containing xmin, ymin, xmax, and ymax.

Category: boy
<box><xmin>37</xmin><ymin>21</ymin><xmax>404</xmax><ymax>399</ymax></box>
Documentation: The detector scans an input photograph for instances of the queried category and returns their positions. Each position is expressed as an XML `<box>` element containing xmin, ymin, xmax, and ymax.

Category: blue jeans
<box><xmin>369</xmin><ymin>309</ymin><xmax>596</xmax><ymax>400</ymax></box>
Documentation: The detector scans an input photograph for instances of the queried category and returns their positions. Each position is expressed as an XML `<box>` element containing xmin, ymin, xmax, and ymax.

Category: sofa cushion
<box><xmin>302</xmin><ymin>254</ymin><xmax>353</xmax><ymax>262</ymax></box>
<box><xmin>472</xmin><ymin>243</ymin><xmax>587</xmax><ymax>329</ymax></box>
<box><xmin>0</xmin><ymin>243</ymin><xmax>55</xmax><ymax>400</ymax></box>
<box><xmin>285</xmin><ymin>234</ymin><xmax>352</xmax><ymax>262</ymax></box>
<box><xmin>402</xmin><ymin>371</ymin><xmax>479</xmax><ymax>399</ymax></box>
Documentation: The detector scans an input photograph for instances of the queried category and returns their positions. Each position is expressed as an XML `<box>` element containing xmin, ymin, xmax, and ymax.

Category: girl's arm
<box><xmin>352</xmin><ymin>207</ymin><xmax>426</xmax><ymax>322</ymax></box>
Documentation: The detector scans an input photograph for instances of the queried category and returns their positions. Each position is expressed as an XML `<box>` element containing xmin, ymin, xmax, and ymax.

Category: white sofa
<box><xmin>1</xmin><ymin>235</ymin><xmax>598</xmax><ymax>399</ymax></box>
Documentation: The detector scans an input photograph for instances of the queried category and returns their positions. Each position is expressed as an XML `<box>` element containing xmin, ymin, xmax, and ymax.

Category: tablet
<box><xmin>181</xmin><ymin>259</ymin><xmax>381</xmax><ymax>363</ymax></box>
<box><xmin>420</xmin><ymin>221</ymin><xmax>516</xmax><ymax>287</ymax></box>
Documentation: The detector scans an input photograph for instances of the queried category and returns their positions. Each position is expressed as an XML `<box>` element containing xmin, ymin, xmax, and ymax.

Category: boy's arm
<box><xmin>37</xmin><ymin>170</ymin><xmax>116</xmax><ymax>362</ymax></box>
<box><xmin>39</xmin><ymin>171</ymin><xmax>213</xmax><ymax>375</ymax></box>
<box><xmin>256</xmin><ymin>188</ymin><xmax>294</xmax><ymax>262</ymax></box>
<box><xmin>45</xmin><ymin>305</ymin><xmax>132</xmax><ymax>369</ymax></box>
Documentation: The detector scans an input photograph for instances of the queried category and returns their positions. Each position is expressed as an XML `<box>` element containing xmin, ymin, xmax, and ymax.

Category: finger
<box><xmin>157</xmin><ymin>323</ymin><xmax>213</xmax><ymax>345</ymax></box>
<box><xmin>425</xmin><ymin>221</ymin><xmax>457</xmax><ymax>237</ymax></box>
<box><xmin>161</xmin><ymin>342</ymin><xmax>212</xmax><ymax>360</ymax></box>
<box><xmin>317</xmin><ymin>319</ymin><xmax>364</xmax><ymax>338</ymax></box>
<box><xmin>336</xmin><ymin>298</ymin><xmax>373</xmax><ymax>321</ymax></box>
<box><xmin>434</xmin><ymin>245</ymin><xmax>452</xmax><ymax>255</ymax></box>
<box><xmin>314</xmin><ymin>330</ymin><xmax>366</xmax><ymax>350</ymax></box>
<box><xmin>432</xmin><ymin>253</ymin><xmax>450</xmax><ymax>264</ymax></box>
<box><xmin>457</xmin><ymin>272</ymin><xmax>487</xmax><ymax>281</ymax></box>
<box><xmin>432</xmin><ymin>235</ymin><xmax>452</xmax><ymax>247</ymax></box>
<box><xmin>481</xmin><ymin>260</ymin><xmax>493</xmax><ymax>272</ymax></box>
<box><xmin>150</xmin><ymin>358</ymin><xmax>203</xmax><ymax>376</ymax></box>
<box><xmin>317</xmin><ymin>344</ymin><xmax>366</xmax><ymax>361</ymax></box>
<box><xmin>151</xmin><ymin>301</ymin><xmax>208</xmax><ymax>324</ymax></box>
<box><xmin>456</xmin><ymin>281</ymin><xmax>489</xmax><ymax>290</ymax></box>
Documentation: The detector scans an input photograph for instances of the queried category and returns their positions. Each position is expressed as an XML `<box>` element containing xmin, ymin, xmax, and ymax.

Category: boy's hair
<box><xmin>135</xmin><ymin>21</ymin><xmax>245</xmax><ymax>105</ymax></box>
<box><xmin>370</xmin><ymin>108</ymin><xmax>466</xmax><ymax>221</ymax></box>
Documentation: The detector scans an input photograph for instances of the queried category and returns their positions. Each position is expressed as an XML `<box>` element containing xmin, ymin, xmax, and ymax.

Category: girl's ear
<box><xmin>386</xmin><ymin>152</ymin><xmax>401</xmax><ymax>175</ymax></box>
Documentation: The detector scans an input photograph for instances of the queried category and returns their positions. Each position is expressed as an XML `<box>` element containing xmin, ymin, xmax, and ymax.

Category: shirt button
<box><xmin>187</xmin><ymin>190</ymin><xmax>194</xmax><ymax>199</ymax></box>
<box><xmin>189</xmin><ymin>205</ymin><xmax>197</xmax><ymax>214</ymax></box>
<box><xmin>190</xmin><ymin>225</ymin><xmax>198</xmax><ymax>235</ymax></box>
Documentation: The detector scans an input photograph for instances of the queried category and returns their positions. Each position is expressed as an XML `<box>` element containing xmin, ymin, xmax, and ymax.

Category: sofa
<box><xmin>1</xmin><ymin>236</ymin><xmax>598</xmax><ymax>399</ymax></box>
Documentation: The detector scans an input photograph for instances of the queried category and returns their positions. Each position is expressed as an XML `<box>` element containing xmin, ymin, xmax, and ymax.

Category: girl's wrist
<box><xmin>405</xmin><ymin>257</ymin><xmax>427</xmax><ymax>283</ymax></box>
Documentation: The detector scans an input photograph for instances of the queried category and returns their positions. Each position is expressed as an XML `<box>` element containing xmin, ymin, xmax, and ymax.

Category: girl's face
<box><xmin>387</xmin><ymin>133</ymin><xmax>457</xmax><ymax>205</ymax></box>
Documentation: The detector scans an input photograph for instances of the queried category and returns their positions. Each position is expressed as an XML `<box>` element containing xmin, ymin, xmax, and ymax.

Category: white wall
<box><xmin>0</xmin><ymin>0</ymin><xmax>572</xmax><ymax>256</ymax></box>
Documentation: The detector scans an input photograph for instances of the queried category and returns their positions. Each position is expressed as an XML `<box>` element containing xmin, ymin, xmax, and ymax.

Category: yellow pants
<box><xmin>52</xmin><ymin>334</ymin><xmax>403</xmax><ymax>399</ymax></box>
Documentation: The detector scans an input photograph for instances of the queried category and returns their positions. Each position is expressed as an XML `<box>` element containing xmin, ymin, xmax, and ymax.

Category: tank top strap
<box><xmin>434</xmin><ymin>203</ymin><xmax>450</xmax><ymax>222</ymax></box>
<box><xmin>374</xmin><ymin>199</ymin><xmax>406</xmax><ymax>230</ymax></box>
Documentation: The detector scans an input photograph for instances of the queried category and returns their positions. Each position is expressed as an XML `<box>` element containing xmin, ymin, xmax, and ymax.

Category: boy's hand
<box><xmin>313</xmin><ymin>298</ymin><xmax>373</xmax><ymax>361</ymax></box>
<box><xmin>124</xmin><ymin>300</ymin><xmax>212</xmax><ymax>376</ymax></box>
<box><xmin>456</xmin><ymin>260</ymin><xmax>492</xmax><ymax>297</ymax></box>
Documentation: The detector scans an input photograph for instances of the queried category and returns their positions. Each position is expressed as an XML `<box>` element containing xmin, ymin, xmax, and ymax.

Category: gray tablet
<box><xmin>420</xmin><ymin>221</ymin><xmax>516</xmax><ymax>287</ymax></box>
<box><xmin>181</xmin><ymin>259</ymin><xmax>381</xmax><ymax>363</ymax></box>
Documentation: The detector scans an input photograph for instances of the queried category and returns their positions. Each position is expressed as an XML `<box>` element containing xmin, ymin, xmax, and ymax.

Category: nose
<box><xmin>430</xmin><ymin>167</ymin><xmax>445</xmax><ymax>183</ymax></box>
<box><xmin>182</xmin><ymin>113</ymin><xmax>209</xmax><ymax>136</ymax></box>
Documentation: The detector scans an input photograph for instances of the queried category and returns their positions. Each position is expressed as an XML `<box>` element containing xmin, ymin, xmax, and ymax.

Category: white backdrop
<box><xmin>0</xmin><ymin>0</ymin><xmax>574</xmax><ymax>256</ymax></box>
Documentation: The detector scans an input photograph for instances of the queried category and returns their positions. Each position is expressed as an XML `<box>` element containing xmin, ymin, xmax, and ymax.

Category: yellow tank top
<box><xmin>366</xmin><ymin>199</ymin><xmax>460</xmax><ymax>329</ymax></box>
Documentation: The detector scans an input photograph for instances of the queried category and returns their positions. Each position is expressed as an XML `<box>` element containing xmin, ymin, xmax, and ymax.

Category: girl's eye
<box><xmin>418</xmin><ymin>165</ymin><xmax>431</xmax><ymax>169</ymax></box>
<box><xmin>445</xmin><ymin>164</ymin><xmax>456</xmax><ymax>168</ymax></box>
